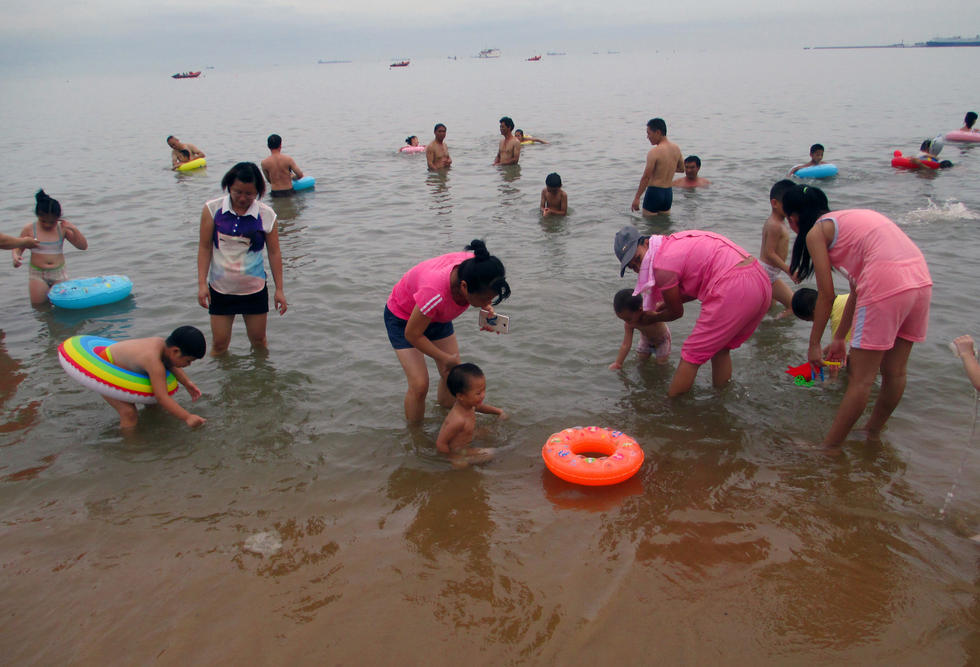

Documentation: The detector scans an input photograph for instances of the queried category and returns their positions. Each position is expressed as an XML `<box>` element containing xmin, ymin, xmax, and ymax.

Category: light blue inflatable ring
<box><xmin>48</xmin><ymin>275</ymin><xmax>133</xmax><ymax>309</ymax></box>
<box><xmin>794</xmin><ymin>164</ymin><xmax>838</xmax><ymax>179</ymax></box>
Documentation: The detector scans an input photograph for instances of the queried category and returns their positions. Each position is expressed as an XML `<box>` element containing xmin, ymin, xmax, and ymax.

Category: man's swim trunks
<box><xmin>270</xmin><ymin>189</ymin><xmax>294</xmax><ymax>198</ymax></box>
<box><xmin>643</xmin><ymin>186</ymin><xmax>672</xmax><ymax>213</ymax></box>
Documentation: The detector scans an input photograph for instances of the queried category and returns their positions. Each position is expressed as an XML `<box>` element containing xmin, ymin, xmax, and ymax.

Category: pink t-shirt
<box><xmin>386</xmin><ymin>251</ymin><xmax>473</xmax><ymax>322</ymax></box>
<box><xmin>823</xmin><ymin>209</ymin><xmax>932</xmax><ymax>305</ymax></box>
<box><xmin>649</xmin><ymin>231</ymin><xmax>751</xmax><ymax>301</ymax></box>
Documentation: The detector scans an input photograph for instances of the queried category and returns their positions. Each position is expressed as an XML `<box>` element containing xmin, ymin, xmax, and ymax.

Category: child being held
<box><xmin>98</xmin><ymin>326</ymin><xmax>208</xmax><ymax>429</ymax></box>
<box><xmin>540</xmin><ymin>172</ymin><xmax>567</xmax><ymax>216</ymax></box>
<box><xmin>788</xmin><ymin>143</ymin><xmax>825</xmax><ymax>175</ymax></box>
<box><xmin>12</xmin><ymin>190</ymin><xmax>88</xmax><ymax>306</ymax></box>
<box><xmin>759</xmin><ymin>179</ymin><xmax>797</xmax><ymax>314</ymax></box>
<box><xmin>436</xmin><ymin>363</ymin><xmax>507</xmax><ymax>467</ymax></box>
<box><xmin>609</xmin><ymin>288</ymin><xmax>671</xmax><ymax>369</ymax></box>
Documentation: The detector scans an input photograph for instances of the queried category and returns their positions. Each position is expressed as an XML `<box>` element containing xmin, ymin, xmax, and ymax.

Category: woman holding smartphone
<box><xmin>384</xmin><ymin>239</ymin><xmax>510</xmax><ymax>422</ymax></box>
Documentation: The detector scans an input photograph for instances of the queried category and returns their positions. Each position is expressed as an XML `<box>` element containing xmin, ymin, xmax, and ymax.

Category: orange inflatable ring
<box><xmin>542</xmin><ymin>426</ymin><xmax>644</xmax><ymax>486</ymax></box>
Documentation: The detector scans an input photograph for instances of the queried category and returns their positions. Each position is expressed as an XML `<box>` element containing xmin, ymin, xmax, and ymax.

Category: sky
<box><xmin>1</xmin><ymin>0</ymin><xmax>978</xmax><ymax>72</ymax></box>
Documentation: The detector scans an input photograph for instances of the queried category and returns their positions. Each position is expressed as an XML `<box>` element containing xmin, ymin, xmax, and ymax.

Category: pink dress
<box><xmin>386</xmin><ymin>251</ymin><xmax>473</xmax><ymax>322</ymax></box>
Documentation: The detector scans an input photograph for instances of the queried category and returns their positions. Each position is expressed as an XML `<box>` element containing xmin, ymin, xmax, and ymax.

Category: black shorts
<box><xmin>209</xmin><ymin>285</ymin><xmax>269</xmax><ymax>316</ymax></box>
<box><xmin>270</xmin><ymin>189</ymin><xmax>294</xmax><ymax>198</ymax></box>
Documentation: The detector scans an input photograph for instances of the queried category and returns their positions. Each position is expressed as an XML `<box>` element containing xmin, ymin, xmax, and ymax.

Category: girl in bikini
<box><xmin>12</xmin><ymin>190</ymin><xmax>88</xmax><ymax>306</ymax></box>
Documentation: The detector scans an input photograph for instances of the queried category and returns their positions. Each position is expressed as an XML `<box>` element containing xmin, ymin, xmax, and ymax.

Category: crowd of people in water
<box><xmin>7</xmin><ymin>110</ymin><xmax>980</xmax><ymax>467</ymax></box>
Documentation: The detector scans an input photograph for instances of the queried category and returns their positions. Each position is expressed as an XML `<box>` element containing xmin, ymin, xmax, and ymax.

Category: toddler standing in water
<box><xmin>436</xmin><ymin>363</ymin><xmax>506</xmax><ymax>468</ymax></box>
<box><xmin>12</xmin><ymin>190</ymin><xmax>88</xmax><ymax>306</ymax></box>
<box><xmin>609</xmin><ymin>289</ymin><xmax>671</xmax><ymax>369</ymax></box>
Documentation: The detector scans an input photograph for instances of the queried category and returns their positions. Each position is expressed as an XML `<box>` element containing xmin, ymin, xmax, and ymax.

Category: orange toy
<box><xmin>542</xmin><ymin>426</ymin><xmax>644</xmax><ymax>486</ymax></box>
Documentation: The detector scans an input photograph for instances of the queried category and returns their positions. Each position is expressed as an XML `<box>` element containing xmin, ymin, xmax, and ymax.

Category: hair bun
<box><xmin>466</xmin><ymin>239</ymin><xmax>489</xmax><ymax>258</ymax></box>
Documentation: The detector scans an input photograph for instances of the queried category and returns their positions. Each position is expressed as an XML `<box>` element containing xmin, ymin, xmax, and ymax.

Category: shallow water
<box><xmin>1</xmin><ymin>48</ymin><xmax>980</xmax><ymax>663</ymax></box>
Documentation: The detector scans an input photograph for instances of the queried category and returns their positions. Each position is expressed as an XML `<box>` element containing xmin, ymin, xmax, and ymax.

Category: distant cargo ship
<box><xmin>477</xmin><ymin>48</ymin><xmax>501</xmax><ymax>58</ymax></box>
<box><xmin>925</xmin><ymin>35</ymin><xmax>980</xmax><ymax>47</ymax></box>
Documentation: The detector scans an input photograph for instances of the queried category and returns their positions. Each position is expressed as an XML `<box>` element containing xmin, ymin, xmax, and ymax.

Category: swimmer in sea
<box><xmin>260</xmin><ymin>134</ymin><xmax>305</xmax><ymax>198</ymax></box>
<box><xmin>631</xmin><ymin>118</ymin><xmax>683</xmax><ymax>216</ymax></box>
<box><xmin>959</xmin><ymin>111</ymin><xmax>978</xmax><ymax>133</ymax></box>
<box><xmin>494</xmin><ymin>116</ymin><xmax>521</xmax><ymax>166</ymax></box>
<box><xmin>515</xmin><ymin>129</ymin><xmax>548</xmax><ymax>144</ymax></box>
<box><xmin>672</xmin><ymin>155</ymin><xmax>711</xmax><ymax>188</ymax></box>
<box><xmin>167</xmin><ymin>135</ymin><xmax>205</xmax><ymax>170</ymax></box>
<box><xmin>788</xmin><ymin>143</ymin><xmax>825</xmax><ymax>175</ymax></box>
<box><xmin>426</xmin><ymin>123</ymin><xmax>452</xmax><ymax>170</ymax></box>
<box><xmin>540</xmin><ymin>172</ymin><xmax>567</xmax><ymax>215</ymax></box>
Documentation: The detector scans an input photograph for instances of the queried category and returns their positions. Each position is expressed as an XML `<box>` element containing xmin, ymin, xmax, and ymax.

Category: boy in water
<box><xmin>100</xmin><ymin>326</ymin><xmax>208</xmax><ymax>429</ymax></box>
<box><xmin>540</xmin><ymin>172</ymin><xmax>567</xmax><ymax>215</ymax></box>
<box><xmin>609</xmin><ymin>289</ymin><xmax>671</xmax><ymax>369</ymax></box>
<box><xmin>436</xmin><ymin>363</ymin><xmax>506</xmax><ymax>468</ymax></box>
<box><xmin>759</xmin><ymin>179</ymin><xmax>796</xmax><ymax>315</ymax></box>
<box><xmin>789</xmin><ymin>143</ymin><xmax>825</xmax><ymax>175</ymax></box>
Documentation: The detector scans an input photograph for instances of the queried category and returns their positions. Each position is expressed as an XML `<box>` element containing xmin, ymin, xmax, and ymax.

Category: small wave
<box><xmin>905</xmin><ymin>199</ymin><xmax>980</xmax><ymax>223</ymax></box>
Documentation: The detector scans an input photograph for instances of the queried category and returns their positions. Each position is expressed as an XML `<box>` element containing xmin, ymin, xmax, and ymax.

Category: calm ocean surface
<box><xmin>2</xmin><ymin>48</ymin><xmax>979</xmax><ymax>663</ymax></box>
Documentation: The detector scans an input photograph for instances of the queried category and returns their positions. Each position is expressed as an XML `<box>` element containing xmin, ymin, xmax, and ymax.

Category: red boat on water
<box><xmin>172</xmin><ymin>71</ymin><xmax>201</xmax><ymax>79</ymax></box>
<box><xmin>527</xmin><ymin>55</ymin><xmax>542</xmax><ymax>61</ymax></box>
<box><xmin>389</xmin><ymin>60</ymin><xmax>410</xmax><ymax>68</ymax></box>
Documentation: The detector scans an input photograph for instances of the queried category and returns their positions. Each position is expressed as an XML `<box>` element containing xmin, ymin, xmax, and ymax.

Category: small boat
<box><xmin>477</xmin><ymin>48</ymin><xmax>501</xmax><ymax>58</ymax></box>
<box><xmin>527</xmin><ymin>55</ymin><xmax>542</xmax><ymax>61</ymax></box>
<box><xmin>171</xmin><ymin>71</ymin><xmax>201</xmax><ymax>79</ymax></box>
<box><xmin>389</xmin><ymin>60</ymin><xmax>410</xmax><ymax>68</ymax></box>
<box><xmin>925</xmin><ymin>35</ymin><xmax>980</xmax><ymax>47</ymax></box>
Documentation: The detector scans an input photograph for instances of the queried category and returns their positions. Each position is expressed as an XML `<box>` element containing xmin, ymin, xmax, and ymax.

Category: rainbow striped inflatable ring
<box><xmin>58</xmin><ymin>335</ymin><xmax>178</xmax><ymax>404</ymax></box>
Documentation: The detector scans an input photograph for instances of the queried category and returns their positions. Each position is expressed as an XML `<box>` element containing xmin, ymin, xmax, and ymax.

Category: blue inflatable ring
<box><xmin>292</xmin><ymin>176</ymin><xmax>316</xmax><ymax>191</ymax></box>
<box><xmin>48</xmin><ymin>275</ymin><xmax>133</xmax><ymax>309</ymax></box>
<box><xmin>794</xmin><ymin>164</ymin><xmax>838</xmax><ymax>179</ymax></box>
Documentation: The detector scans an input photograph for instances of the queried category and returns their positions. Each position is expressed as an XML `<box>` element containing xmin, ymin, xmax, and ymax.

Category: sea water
<box><xmin>1</xmin><ymin>48</ymin><xmax>979</xmax><ymax>663</ymax></box>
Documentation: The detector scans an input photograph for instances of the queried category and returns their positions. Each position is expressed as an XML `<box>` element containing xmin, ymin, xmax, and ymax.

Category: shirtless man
<box><xmin>631</xmin><ymin>118</ymin><xmax>683</xmax><ymax>215</ymax></box>
<box><xmin>167</xmin><ymin>135</ymin><xmax>205</xmax><ymax>170</ymax></box>
<box><xmin>493</xmin><ymin>116</ymin><xmax>521</xmax><ymax>166</ymax></box>
<box><xmin>672</xmin><ymin>155</ymin><xmax>711</xmax><ymax>188</ymax></box>
<box><xmin>426</xmin><ymin>123</ymin><xmax>452</xmax><ymax>170</ymax></box>
<box><xmin>260</xmin><ymin>134</ymin><xmax>305</xmax><ymax>197</ymax></box>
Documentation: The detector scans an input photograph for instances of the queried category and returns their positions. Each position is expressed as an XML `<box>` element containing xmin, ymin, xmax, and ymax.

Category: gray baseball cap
<box><xmin>614</xmin><ymin>225</ymin><xmax>641</xmax><ymax>277</ymax></box>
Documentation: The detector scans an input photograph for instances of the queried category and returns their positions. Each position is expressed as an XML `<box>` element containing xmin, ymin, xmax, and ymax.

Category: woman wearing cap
<box><xmin>783</xmin><ymin>185</ymin><xmax>931</xmax><ymax>450</ymax></box>
<box><xmin>385</xmin><ymin>239</ymin><xmax>510</xmax><ymax>422</ymax></box>
<box><xmin>614</xmin><ymin>225</ymin><xmax>772</xmax><ymax>396</ymax></box>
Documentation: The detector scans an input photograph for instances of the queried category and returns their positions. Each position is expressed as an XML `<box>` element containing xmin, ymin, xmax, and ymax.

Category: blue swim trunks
<box><xmin>384</xmin><ymin>306</ymin><xmax>455</xmax><ymax>350</ymax></box>
<box><xmin>643</xmin><ymin>186</ymin><xmax>673</xmax><ymax>213</ymax></box>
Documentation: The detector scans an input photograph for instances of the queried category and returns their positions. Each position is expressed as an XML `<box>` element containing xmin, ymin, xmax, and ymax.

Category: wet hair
<box><xmin>458</xmin><ymin>239</ymin><xmax>511</xmax><ymax>305</ymax></box>
<box><xmin>404</xmin><ymin>135</ymin><xmax>417</xmax><ymax>145</ymax></box>
<box><xmin>810</xmin><ymin>143</ymin><xmax>824</xmax><ymax>154</ymax></box>
<box><xmin>499</xmin><ymin>116</ymin><xmax>514</xmax><ymax>130</ymax></box>
<box><xmin>791</xmin><ymin>288</ymin><xmax>818</xmax><ymax>320</ymax></box>
<box><xmin>434</xmin><ymin>123</ymin><xmax>446</xmax><ymax>133</ymax></box>
<box><xmin>35</xmin><ymin>189</ymin><xmax>61</xmax><ymax>217</ymax></box>
<box><xmin>613</xmin><ymin>288</ymin><xmax>642</xmax><ymax>314</ymax></box>
<box><xmin>684</xmin><ymin>155</ymin><xmax>701</xmax><ymax>168</ymax></box>
<box><xmin>447</xmin><ymin>362</ymin><xmax>484</xmax><ymax>397</ymax></box>
<box><xmin>784</xmin><ymin>185</ymin><xmax>831</xmax><ymax>282</ymax></box>
<box><xmin>545</xmin><ymin>172</ymin><xmax>562</xmax><ymax>188</ymax></box>
<box><xmin>939</xmin><ymin>160</ymin><xmax>954</xmax><ymax>169</ymax></box>
<box><xmin>769</xmin><ymin>178</ymin><xmax>795</xmax><ymax>202</ymax></box>
<box><xmin>267</xmin><ymin>134</ymin><xmax>282</xmax><ymax>149</ymax></box>
<box><xmin>965</xmin><ymin>112</ymin><xmax>977</xmax><ymax>129</ymax></box>
<box><xmin>166</xmin><ymin>326</ymin><xmax>207</xmax><ymax>359</ymax></box>
<box><xmin>515</xmin><ymin>129</ymin><xmax>524</xmax><ymax>136</ymax></box>
<box><xmin>647</xmin><ymin>118</ymin><xmax>667</xmax><ymax>135</ymax></box>
<box><xmin>220</xmin><ymin>162</ymin><xmax>266</xmax><ymax>199</ymax></box>
<box><xmin>166</xmin><ymin>135</ymin><xmax>176</xmax><ymax>142</ymax></box>
<box><xmin>920</xmin><ymin>138</ymin><xmax>933</xmax><ymax>152</ymax></box>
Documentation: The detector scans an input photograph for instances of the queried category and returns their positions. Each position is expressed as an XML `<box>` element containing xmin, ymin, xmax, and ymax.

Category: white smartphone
<box><xmin>479</xmin><ymin>309</ymin><xmax>510</xmax><ymax>334</ymax></box>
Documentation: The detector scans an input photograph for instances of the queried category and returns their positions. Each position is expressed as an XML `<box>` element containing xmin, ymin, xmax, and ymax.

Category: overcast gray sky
<box><xmin>2</xmin><ymin>0</ymin><xmax>978</xmax><ymax>71</ymax></box>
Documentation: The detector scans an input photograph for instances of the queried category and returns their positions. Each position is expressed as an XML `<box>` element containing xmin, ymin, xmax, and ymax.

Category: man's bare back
<box><xmin>261</xmin><ymin>152</ymin><xmax>304</xmax><ymax>192</ymax></box>
<box><xmin>646</xmin><ymin>140</ymin><xmax>683</xmax><ymax>188</ymax></box>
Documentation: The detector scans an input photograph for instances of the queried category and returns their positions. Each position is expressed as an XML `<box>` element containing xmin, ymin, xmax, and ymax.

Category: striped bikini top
<box><xmin>32</xmin><ymin>220</ymin><xmax>65</xmax><ymax>255</ymax></box>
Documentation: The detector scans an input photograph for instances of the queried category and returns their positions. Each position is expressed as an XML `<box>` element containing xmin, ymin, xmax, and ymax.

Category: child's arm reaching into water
<box><xmin>953</xmin><ymin>335</ymin><xmax>980</xmax><ymax>391</ymax></box>
<box><xmin>609</xmin><ymin>323</ymin><xmax>635</xmax><ymax>370</ymax></box>
<box><xmin>476</xmin><ymin>402</ymin><xmax>507</xmax><ymax>420</ymax></box>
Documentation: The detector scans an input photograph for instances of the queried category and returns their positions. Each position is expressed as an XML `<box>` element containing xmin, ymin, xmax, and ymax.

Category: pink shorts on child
<box><xmin>850</xmin><ymin>286</ymin><xmax>931</xmax><ymax>350</ymax></box>
<box><xmin>681</xmin><ymin>262</ymin><xmax>772</xmax><ymax>365</ymax></box>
